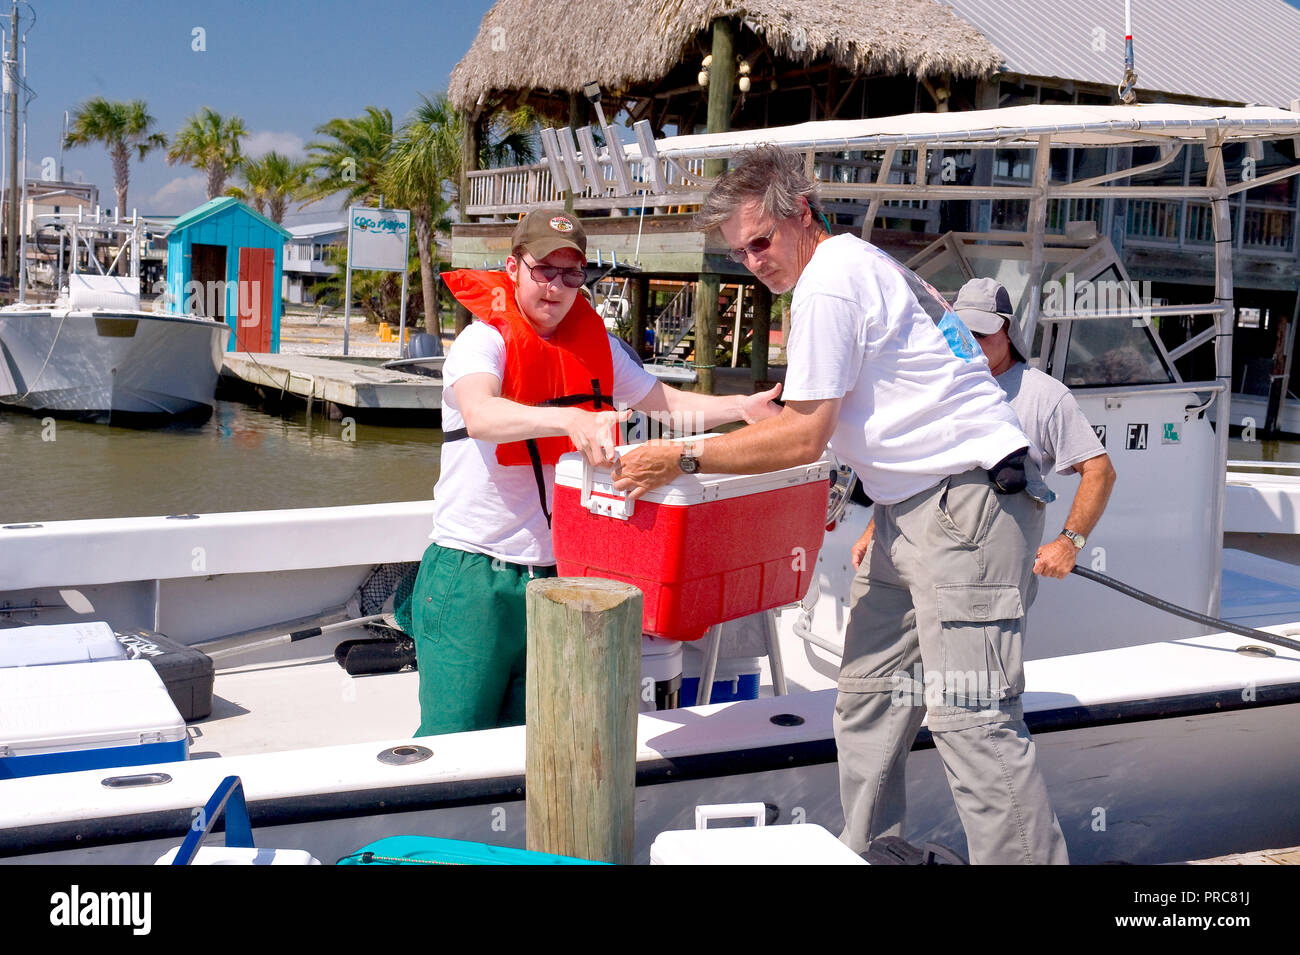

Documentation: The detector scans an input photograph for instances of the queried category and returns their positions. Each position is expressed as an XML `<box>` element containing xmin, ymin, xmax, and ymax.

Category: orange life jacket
<box><xmin>442</xmin><ymin>269</ymin><xmax>615</xmax><ymax>468</ymax></box>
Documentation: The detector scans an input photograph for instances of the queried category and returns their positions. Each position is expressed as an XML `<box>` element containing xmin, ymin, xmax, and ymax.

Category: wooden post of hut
<box><xmin>750</xmin><ymin>282</ymin><xmax>772</xmax><ymax>389</ymax></box>
<box><xmin>693</xmin><ymin>17</ymin><xmax>737</xmax><ymax>394</ymax></box>
<box><xmin>630</xmin><ymin>274</ymin><xmax>649</xmax><ymax>358</ymax></box>
<box><xmin>525</xmin><ymin>577</ymin><xmax>641</xmax><ymax>864</ymax></box>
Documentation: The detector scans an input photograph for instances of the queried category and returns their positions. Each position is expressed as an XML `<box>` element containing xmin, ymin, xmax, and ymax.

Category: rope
<box><xmin>3</xmin><ymin>307</ymin><xmax>69</xmax><ymax>404</ymax></box>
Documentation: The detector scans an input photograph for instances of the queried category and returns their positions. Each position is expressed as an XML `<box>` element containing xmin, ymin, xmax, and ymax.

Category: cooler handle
<box><xmin>580</xmin><ymin>454</ymin><xmax>635</xmax><ymax>521</ymax></box>
<box><xmin>694</xmin><ymin>802</ymin><xmax>767</xmax><ymax>830</ymax></box>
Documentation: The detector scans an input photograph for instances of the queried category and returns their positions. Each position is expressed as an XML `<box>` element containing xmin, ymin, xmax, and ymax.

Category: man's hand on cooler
<box><xmin>611</xmin><ymin>440</ymin><xmax>682</xmax><ymax>500</ymax></box>
<box><xmin>568</xmin><ymin>408</ymin><xmax>630</xmax><ymax>467</ymax></box>
<box><xmin>1033</xmin><ymin>535</ymin><xmax>1078</xmax><ymax>579</ymax></box>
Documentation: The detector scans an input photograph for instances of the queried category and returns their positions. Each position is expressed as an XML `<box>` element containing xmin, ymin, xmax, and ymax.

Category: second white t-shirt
<box><xmin>432</xmin><ymin>321</ymin><xmax>657</xmax><ymax>566</ymax></box>
<box><xmin>782</xmin><ymin>234</ymin><xmax>1029</xmax><ymax>504</ymax></box>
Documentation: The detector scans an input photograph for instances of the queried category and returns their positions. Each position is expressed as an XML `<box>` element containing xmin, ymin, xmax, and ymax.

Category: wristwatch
<box><xmin>1061</xmin><ymin>528</ymin><xmax>1086</xmax><ymax>550</ymax></box>
<box><xmin>678</xmin><ymin>442</ymin><xmax>701</xmax><ymax>474</ymax></box>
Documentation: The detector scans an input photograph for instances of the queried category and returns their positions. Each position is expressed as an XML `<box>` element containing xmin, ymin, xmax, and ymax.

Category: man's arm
<box><xmin>1034</xmin><ymin>452</ymin><xmax>1117</xmax><ymax>578</ymax></box>
<box><xmin>612</xmin><ymin>397</ymin><xmax>841</xmax><ymax>499</ymax></box>
<box><xmin>454</xmin><ymin>373</ymin><xmax>626</xmax><ymax>466</ymax></box>
<box><xmin>631</xmin><ymin>380</ymin><xmax>783</xmax><ymax>431</ymax></box>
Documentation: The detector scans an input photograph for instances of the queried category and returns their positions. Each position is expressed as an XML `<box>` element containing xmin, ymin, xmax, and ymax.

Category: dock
<box><xmin>221</xmin><ymin>353</ymin><xmax>441</xmax><ymax>415</ymax></box>
<box><xmin>1188</xmin><ymin>845</ymin><xmax>1300</xmax><ymax>865</ymax></box>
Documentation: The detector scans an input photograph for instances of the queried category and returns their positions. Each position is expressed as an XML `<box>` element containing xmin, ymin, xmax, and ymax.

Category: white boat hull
<box><xmin>0</xmin><ymin>309</ymin><xmax>227</xmax><ymax>421</ymax></box>
<box><xmin>3</xmin><ymin>676</ymin><xmax>1298</xmax><ymax>865</ymax></box>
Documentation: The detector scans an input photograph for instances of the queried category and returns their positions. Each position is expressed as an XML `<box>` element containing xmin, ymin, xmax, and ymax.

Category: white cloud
<box><xmin>144</xmin><ymin>174</ymin><xmax>208</xmax><ymax>214</ymax></box>
<box><xmin>242</xmin><ymin>130</ymin><xmax>307</xmax><ymax>159</ymax></box>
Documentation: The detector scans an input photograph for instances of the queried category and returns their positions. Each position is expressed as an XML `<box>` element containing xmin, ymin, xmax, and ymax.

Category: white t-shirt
<box><xmin>432</xmin><ymin>321</ymin><xmax>657</xmax><ymax>566</ymax></box>
<box><xmin>782</xmin><ymin>234</ymin><xmax>1030</xmax><ymax>504</ymax></box>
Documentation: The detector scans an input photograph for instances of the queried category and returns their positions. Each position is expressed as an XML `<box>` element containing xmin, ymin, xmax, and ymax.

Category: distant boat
<box><xmin>0</xmin><ymin>216</ymin><xmax>228</xmax><ymax>425</ymax></box>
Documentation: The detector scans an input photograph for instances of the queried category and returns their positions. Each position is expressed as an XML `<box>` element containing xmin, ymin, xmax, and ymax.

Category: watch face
<box><xmin>679</xmin><ymin>454</ymin><xmax>698</xmax><ymax>473</ymax></box>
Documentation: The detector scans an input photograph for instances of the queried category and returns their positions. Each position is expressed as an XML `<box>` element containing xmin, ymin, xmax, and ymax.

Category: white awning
<box><xmin>638</xmin><ymin>104</ymin><xmax>1300</xmax><ymax>159</ymax></box>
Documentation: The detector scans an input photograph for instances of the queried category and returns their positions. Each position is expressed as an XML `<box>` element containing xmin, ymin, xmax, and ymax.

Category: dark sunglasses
<box><xmin>521</xmin><ymin>258</ymin><xmax>587</xmax><ymax>288</ymax></box>
<box><xmin>726</xmin><ymin>224</ymin><xmax>779</xmax><ymax>264</ymax></box>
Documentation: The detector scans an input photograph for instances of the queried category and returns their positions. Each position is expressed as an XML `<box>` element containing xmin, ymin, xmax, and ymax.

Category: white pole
<box><xmin>16</xmin><ymin>30</ymin><xmax>25</xmax><ymax>301</ymax></box>
<box><xmin>342</xmin><ymin>207</ymin><xmax>354</xmax><ymax>356</ymax></box>
<box><xmin>398</xmin><ymin>266</ymin><xmax>408</xmax><ymax>356</ymax></box>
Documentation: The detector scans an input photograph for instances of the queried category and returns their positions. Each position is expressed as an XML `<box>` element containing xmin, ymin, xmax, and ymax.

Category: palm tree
<box><xmin>63</xmin><ymin>98</ymin><xmax>167</xmax><ymax>216</ymax></box>
<box><xmin>301</xmin><ymin>107</ymin><xmax>394</xmax><ymax>209</ymax></box>
<box><xmin>167</xmin><ymin>107</ymin><xmax>248</xmax><ymax>200</ymax></box>
<box><xmin>382</xmin><ymin>95</ymin><xmax>459</xmax><ymax>333</ymax></box>
<box><xmin>228</xmin><ymin>152</ymin><xmax>310</xmax><ymax>224</ymax></box>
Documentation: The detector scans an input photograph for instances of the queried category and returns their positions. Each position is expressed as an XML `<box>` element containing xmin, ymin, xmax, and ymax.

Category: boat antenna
<box><xmin>1118</xmin><ymin>0</ymin><xmax>1138</xmax><ymax>104</ymax></box>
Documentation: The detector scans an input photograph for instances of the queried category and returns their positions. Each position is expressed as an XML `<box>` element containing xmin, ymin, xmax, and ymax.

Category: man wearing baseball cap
<box><xmin>396</xmin><ymin>209</ymin><xmax>780</xmax><ymax>736</ymax></box>
<box><xmin>949</xmin><ymin>278</ymin><xmax>1116</xmax><ymax>580</ymax></box>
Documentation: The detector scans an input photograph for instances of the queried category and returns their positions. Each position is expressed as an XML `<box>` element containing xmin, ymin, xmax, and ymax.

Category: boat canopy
<box><xmin>638</xmin><ymin>104</ymin><xmax>1300</xmax><ymax>159</ymax></box>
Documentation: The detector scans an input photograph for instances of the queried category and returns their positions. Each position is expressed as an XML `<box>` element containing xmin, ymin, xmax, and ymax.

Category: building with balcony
<box><xmin>282</xmin><ymin>221</ymin><xmax>345</xmax><ymax>304</ymax></box>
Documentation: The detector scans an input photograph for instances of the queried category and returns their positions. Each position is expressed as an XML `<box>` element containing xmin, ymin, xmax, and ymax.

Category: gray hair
<box><xmin>693</xmin><ymin>144</ymin><xmax>823</xmax><ymax>233</ymax></box>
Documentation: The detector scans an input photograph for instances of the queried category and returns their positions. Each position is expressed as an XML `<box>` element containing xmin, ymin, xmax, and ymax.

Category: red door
<box><xmin>237</xmin><ymin>248</ymin><xmax>275</xmax><ymax>352</ymax></box>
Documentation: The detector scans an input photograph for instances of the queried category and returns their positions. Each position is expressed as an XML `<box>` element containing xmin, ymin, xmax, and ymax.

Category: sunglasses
<box><xmin>726</xmin><ymin>224</ymin><xmax>779</xmax><ymax>264</ymax></box>
<box><xmin>521</xmin><ymin>258</ymin><xmax>587</xmax><ymax>288</ymax></box>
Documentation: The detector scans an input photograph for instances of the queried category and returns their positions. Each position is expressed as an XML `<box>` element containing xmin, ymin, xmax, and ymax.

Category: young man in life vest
<box><xmin>397</xmin><ymin>209</ymin><xmax>781</xmax><ymax>737</ymax></box>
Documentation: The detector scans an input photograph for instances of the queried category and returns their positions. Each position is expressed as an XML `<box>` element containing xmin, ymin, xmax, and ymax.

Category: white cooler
<box><xmin>0</xmin><ymin>659</ymin><xmax>188</xmax><ymax>779</ymax></box>
<box><xmin>650</xmin><ymin>803</ymin><xmax>868</xmax><ymax>865</ymax></box>
<box><xmin>0</xmin><ymin>621</ymin><xmax>127</xmax><ymax>667</ymax></box>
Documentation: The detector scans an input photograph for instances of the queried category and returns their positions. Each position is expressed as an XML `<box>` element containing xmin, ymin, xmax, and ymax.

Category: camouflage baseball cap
<box><xmin>511</xmin><ymin>209</ymin><xmax>587</xmax><ymax>261</ymax></box>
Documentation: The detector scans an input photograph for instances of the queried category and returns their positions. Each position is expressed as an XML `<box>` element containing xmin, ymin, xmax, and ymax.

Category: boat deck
<box><xmin>187</xmin><ymin>550</ymin><xmax>1300</xmax><ymax>762</ymax></box>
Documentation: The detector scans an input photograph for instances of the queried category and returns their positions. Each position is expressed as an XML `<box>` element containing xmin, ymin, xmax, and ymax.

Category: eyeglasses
<box><xmin>520</xmin><ymin>257</ymin><xmax>587</xmax><ymax>289</ymax></box>
<box><xmin>726</xmin><ymin>224</ymin><xmax>779</xmax><ymax>264</ymax></box>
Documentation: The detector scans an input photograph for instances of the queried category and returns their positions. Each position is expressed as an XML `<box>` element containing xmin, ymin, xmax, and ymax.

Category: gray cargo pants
<box><xmin>835</xmin><ymin>467</ymin><xmax>1069</xmax><ymax>864</ymax></box>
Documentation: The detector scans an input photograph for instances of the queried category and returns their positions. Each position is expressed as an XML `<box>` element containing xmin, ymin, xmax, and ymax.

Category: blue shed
<box><xmin>166</xmin><ymin>197</ymin><xmax>291</xmax><ymax>352</ymax></box>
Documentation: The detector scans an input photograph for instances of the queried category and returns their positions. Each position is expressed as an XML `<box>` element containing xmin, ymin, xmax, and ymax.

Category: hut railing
<box><xmin>464</xmin><ymin>157</ymin><xmax>708</xmax><ymax>218</ymax></box>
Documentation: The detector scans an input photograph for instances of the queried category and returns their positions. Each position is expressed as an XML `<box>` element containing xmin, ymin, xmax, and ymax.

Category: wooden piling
<box><xmin>525</xmin><ymin>577</ymin><xmax>642</xmax><ymax>864</ymax></box>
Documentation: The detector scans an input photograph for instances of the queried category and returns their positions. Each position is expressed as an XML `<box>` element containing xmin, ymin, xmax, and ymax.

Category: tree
<box><xmin>381</xmin><ymin>95</ymin><xmax>459</xmax><ymax>334</ymax></box>
<box><xmin>228</xmin><ymin>152</ymin><xmax>311</xmax><ymax>224</ymax></box>
<box><xmin>301</xmin><ymin>106</ymin><xmax>394</xmax><ymax>209</ymax></box>
<box><xmin>63</xmin><ymin>98</ymin><xmax>167</xmax><ymax>217</ymax></box>
<box><xmin>168</xmin><ymin>107</ymin><xmax>248</xmax><ymax>200</ymax></box>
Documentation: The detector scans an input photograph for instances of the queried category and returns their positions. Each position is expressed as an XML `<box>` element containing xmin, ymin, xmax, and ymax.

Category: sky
<box><xmin>9</xmin><ymin>0</ymin><xmax>495</xmax><ymax>224</ymax></box>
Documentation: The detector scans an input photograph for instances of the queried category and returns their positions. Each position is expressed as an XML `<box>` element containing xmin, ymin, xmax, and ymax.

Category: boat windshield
<box><xmin>909</xmin><ymin>231</ymin><xmax>1177</xmax><ymax>387</ymax></box>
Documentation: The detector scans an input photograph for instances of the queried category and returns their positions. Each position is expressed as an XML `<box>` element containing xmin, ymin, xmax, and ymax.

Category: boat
<box><xmin>3</xmin><ymin>102</ymin><xmax>1300</xmax><ymax>865</ymax></box>
<box><xmin>0</xmin><ymin>213</ymin><xmax>229</xmax><ymax>425</ymax></box>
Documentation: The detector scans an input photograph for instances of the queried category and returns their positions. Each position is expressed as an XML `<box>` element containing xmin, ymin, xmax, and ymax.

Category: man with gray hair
<box><xmin>614</xmin><ymin>145</ymin><xmax>1069</xmax><ymax>864</ymax></box>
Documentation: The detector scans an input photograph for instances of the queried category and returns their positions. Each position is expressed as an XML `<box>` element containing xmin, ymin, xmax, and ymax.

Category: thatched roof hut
<box><xmin>449</xmin><ymin>0</ymin><xmax>1002</xmax><ymax>120</ymax></box>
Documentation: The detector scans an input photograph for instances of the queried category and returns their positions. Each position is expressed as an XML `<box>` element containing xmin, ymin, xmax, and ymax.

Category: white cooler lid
<box><xmin>0</xmin><ymin>621</ymin><xmax>126</xmax><ymax>668</ymax></box>
<box><xmin>0</xmin><ymin>659</ymin><xmax>186</xmax><ymax>753</ymax></box>
<box><xmin>555</xmin><ymin>435</ymin><xmax>830</xmax><ymax>507</ymax></box>
<box><xmin>650</xmin><ymin>824</ymin><xmax>868</xmax><ymax>865</ymax></box>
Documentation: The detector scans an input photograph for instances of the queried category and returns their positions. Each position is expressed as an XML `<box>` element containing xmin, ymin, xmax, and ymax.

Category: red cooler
<box><xmin>553</xmin><ymin>438</ymin><xmax>831</xmax><ymax>641</ymax></box>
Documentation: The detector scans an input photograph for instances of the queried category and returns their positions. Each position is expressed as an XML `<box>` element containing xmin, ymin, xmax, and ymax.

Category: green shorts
<box><xmin>396</xmin><ymin>542</ymin><xmax>557</xmax><ymax>736</ymax></box>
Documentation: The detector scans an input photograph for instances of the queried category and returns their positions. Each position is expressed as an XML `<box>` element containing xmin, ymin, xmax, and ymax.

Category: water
<box><xmin>1</xmin><ymin>402</ymin><xmax>1294</xmax><ymax>527</ymax></box>
<box><xmin>0</xmin><ymin>401</ymin><xmax>441</xmax><ymax>525</ymax></box>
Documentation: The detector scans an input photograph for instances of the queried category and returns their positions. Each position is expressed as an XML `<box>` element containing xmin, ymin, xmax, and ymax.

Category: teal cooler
<box><xmin>338</xmin><ymin>835</ymin><xmax>608</xmax><ymax>865</ymax></box>
<box><xmin>0</xmin><ymin>659</ymin><xmax>188</xmax><ymax>779</ymax></box>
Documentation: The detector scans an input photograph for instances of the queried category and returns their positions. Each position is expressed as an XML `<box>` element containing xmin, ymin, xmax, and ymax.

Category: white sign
<box><xmin>348</xmin><ymin>206</ymin><xmax>410</xmax><ymax>272</ymax></box>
